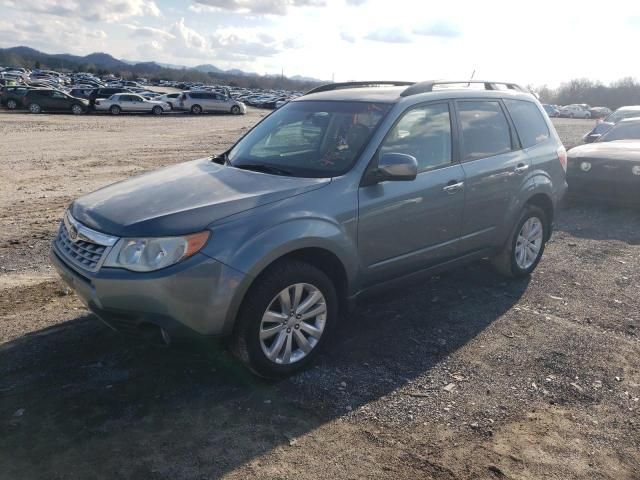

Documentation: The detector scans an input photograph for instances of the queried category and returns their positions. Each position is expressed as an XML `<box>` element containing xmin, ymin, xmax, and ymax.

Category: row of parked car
<box><xmin>0</xmin><ymin>67</ymin><xmax>302</xmax><ymax>114</ymax></box>
<box><xmin>542</xmin><ymin>103</ymin><xmax>612</xmax><ymax>119</ymax></box>
<box><xmin>0</xmin><ymin>85</ymin><xmax>253</xmax><ymax>115</ymax></box>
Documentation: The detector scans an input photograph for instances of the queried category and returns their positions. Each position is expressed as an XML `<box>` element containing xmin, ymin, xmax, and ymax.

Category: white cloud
<box><xmin>190</xmin><ymin>0</ymin><xmax>326</xmax><ymax>16</ymax></box>
<box><xmin>2</xmin><ymin>0</ymin><xmax>160</xmax><ymax>22</ymax></box>
<box><xmin>365</xmin><ymin>27</ymin><xmax>412</xmax><ymax>44</ymax></box>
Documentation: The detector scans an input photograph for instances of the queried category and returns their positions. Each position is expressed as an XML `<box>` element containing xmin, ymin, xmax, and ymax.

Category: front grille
<box><xmin>55</xmin><ymin>221</ymin><xmax>108</xmax><ymax>272</ymax></box>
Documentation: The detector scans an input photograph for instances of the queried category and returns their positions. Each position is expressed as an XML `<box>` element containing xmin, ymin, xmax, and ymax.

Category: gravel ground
<box><xmin>0</xmin><ymin>113</ymin><xmax>638</xmax><ymax>480</ymax></box>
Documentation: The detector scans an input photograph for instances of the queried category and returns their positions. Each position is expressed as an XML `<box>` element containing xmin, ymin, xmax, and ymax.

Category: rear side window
<box><xmin>504</xmin><ymin>99</ymin><xmax>550</xmax><ymax>148</ymax></box>
<box><xmin>458</xmin><ymin>101</ymin><xmax>512</xmax><ymax>161</ymax></box>
<box><xmin>190</xmin><ymin>92</ymin><xmax>203</xmax><ymax>99</ymax></box>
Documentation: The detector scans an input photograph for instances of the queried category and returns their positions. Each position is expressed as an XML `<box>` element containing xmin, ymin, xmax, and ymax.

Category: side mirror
<box><xmin>370</xmin><ymin>153</ymin><xmax>418</xmax><ymax>183</ymax></box>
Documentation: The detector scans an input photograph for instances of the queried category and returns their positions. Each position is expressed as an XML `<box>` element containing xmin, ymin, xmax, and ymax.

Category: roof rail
<box><xmin>400</xmin><ymin>80</ymin><xmax>528</xmax><ymax>97</ymax></box>
<box><xmin>305</xmin><ymin>81</ymin><xmax>415</xmax><ymax>96</ymax></box>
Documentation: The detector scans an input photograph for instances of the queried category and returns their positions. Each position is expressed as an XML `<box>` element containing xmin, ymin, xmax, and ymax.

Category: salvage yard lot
<box><xmin>0</xmin><ymin>113</ymin><xmax>638</xmax><ymax>479</ymax></box>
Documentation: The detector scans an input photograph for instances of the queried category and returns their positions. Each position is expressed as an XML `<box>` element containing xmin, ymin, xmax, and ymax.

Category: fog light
<box><xmin>633</xmin><ymin>165</ymin><xmax>640</xmax><ymax>176</ymax></box>
<box><xmin>580</xmin><ymin>161</ymin><xmax>592</xmax><ymax>172</ymax></box>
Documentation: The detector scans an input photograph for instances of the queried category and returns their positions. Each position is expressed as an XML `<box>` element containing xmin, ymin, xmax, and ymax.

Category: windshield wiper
<box><xmin>232</xmin><ymin>163</ymin><xmax>293</xmax><ymax>176</ymax></box>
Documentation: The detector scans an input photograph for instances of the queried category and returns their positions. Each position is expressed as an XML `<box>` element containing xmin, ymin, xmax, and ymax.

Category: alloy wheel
<box><xmin>515</xmin><ymin>217</ymin><xmax>543</xmax><ymax>270</ymax></box>
<box><xmin>259</xmin><ymin>283</ymin><xmax>327</xmax><ymax>365</ymax></box>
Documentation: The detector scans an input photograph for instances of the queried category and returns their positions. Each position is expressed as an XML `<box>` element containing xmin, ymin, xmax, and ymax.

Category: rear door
<box><xmin>118</xmin><ymin>94</ymin><xmax>135</xmax><ymax>111</ymax></box>
<box><xmin>358</xmin><ymin>101</ymin><xmax>466</xmax><ymax>285</ymax></box>
<box><xmin>454</xmin><ymin>99</ymin><xmax>530</xmax><ymax>254</ymax></box>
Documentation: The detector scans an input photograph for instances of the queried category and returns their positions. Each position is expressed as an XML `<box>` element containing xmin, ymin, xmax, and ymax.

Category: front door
<box><xmin>358</xmin><ymin>102</ymin><xmax>466</xmax><ymax>286</ymax></box>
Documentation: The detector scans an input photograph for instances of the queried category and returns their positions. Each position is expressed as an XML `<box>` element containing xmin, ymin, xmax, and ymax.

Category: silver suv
<box><xmin>178</xmin><ymin>90</ymin><xmax>246</xmax><ymax>115</ymax></box>
<box><xmin>51</xmin><ymin>80</ymin><xmax>567</xmax><ymax>377</ymax></box>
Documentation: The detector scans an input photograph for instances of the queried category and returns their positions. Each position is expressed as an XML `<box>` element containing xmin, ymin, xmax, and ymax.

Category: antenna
<box><xmin>467</xmin><ymin>69</ymin><xmax>475</xmax><ymax>87</ymax></box>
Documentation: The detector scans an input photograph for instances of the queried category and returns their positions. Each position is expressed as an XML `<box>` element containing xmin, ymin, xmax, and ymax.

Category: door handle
<box><xmin>514</xmin><ymin>164</ymin><xmax>529</xmax><ymax>174</ymax></box>
<box><xmin>443</xmin><ymin>181</ymin><xmax>464</xmax><ymax>194</ymax></box>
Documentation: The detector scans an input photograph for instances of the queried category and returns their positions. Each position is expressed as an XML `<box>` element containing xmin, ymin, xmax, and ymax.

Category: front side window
<box><xmin>458</xmin><ymin>100</ymin><xmax>512</xmax><ymax>161</ymax></box>
<box><xmin>504</xmin><ymin>99</ymin><xmax>550</xmax><ymax>148</ymax></box>
<box><xmin>379</xmin><ymin>103</ymin><xmax>452</xmax><ymax>172</ymax></box>
<box><xmin>228</xmin><ymin>100</ymin><xmax>391</xmax><ymax>178</ymax></box>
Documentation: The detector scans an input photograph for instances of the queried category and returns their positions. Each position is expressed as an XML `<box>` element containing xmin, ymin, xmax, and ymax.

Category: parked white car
<box><xmin>156</xmin><ymin>92</ymin><xmax>182</xmax><ymax>109</ymax></box>
<box><xmin>95</xmin><ymin>93</ymin><xmax>170</xmax><ymax>115</ymax></box>
<box><xmin>178</xmin><ymin>91</ymin><xmax>246</xmax><ymax>115</ymax></box>
<box><xmin>559</xmin><ymin>105</ymin><xmax>591</xmax><ymax>119</ymax></box>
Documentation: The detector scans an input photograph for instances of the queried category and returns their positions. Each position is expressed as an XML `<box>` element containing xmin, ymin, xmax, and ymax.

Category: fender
<box><xmin>500</xmin><ymin>170</ymin><xmax>555</xmax><ymax>245</ymax></box>
<box><xmin>203</xmin><ymin>217</ymin><xmax>359</xmax><ymax>334</ymax></box>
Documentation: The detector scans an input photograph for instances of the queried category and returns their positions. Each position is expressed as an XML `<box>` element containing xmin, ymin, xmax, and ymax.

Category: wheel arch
<box><xmin>215</xmin><ymin>220</ymin><xmax>358</xmax><ymax>335</ymax></box>
<box><xmin>525</xmin><ymin>192</ymin><xmax>554</xmax><ymax>240</ymax></box>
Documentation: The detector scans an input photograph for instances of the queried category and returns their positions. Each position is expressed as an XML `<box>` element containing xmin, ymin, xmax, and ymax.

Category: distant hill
<box><xmin>0</xmin><ymin>45</ymin><xmax>324</xmax><ymax>90</ymax></box>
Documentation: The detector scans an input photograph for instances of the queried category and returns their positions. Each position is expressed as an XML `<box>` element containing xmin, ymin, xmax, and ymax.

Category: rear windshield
<box><xmin>228</xmin><ymin>100</ymin><xmax>392</xmax><ymax>178</ymax></box>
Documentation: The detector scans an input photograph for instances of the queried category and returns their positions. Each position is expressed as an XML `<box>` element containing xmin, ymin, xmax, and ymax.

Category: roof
<box><xmin>617</xmin><ymin>105</ymin><xmax>640</xmax><ymax>111</ymax></box>
<box><xmin>296</xmin><ymin>80</ymin><xmax>535</xmax><ymax>104</ymax></box>
<box><xmin>617</xmin><ymin>116</ymin><xmax>640</xmax><ymax>123</ymax></box>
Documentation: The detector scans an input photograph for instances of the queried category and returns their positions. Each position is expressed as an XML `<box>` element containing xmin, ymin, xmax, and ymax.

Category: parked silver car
<box><xmin>178</xmin><ymin>90</ymin><xmax>246</xmax><ymax>115</ymax></box>
<box><xmin>95</xmin><ymin>93</ymin><xmax>170</xmax><ymax>115</ymax></box>
<box><xmin>51</xmin><ymin>80</ymin><xmax>567</xmax><ymax>377</ymax></box>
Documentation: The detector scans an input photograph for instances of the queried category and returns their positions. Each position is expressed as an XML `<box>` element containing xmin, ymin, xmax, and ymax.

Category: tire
<box><xmin>6</xmin><ymin>99</ymin><xmax>17</xmax><ymax>110</ymax></box>
<box><xmin>110</xmin><ymin>105</ymin><xmax>121</xmax><ymax>115</ymax></box>
<box><xmin>152</xmin><ymin>106</ymin><xmax>163</xmax><ymax>115</ymax></box>
<box><xmin>190</xmin><ymin>104</ymin><xmax>202</xmax><ymax>114</ymax></box>
<box><xmin>28</xmin><ymin>103</ymin><xmax>42</xmax><ymax>114</ymax></box>
<box><xmin>491</xmin><ymin>205</ymin><xmax>548</xmax><ymax>278</ymax></box>
<box><xmin>231</xmin><ymin>105</ymin><xmax>241</xmax><ymax>115</ymax></box>
<box><xmin>71</xmin><ymin>104</ymin><xmax>84</xmax><ymax>115</ymax></box>
<box><xmin>230</xmin><ymin>260</ymin><xmax>338</xmax><ymax>378</ymax></box>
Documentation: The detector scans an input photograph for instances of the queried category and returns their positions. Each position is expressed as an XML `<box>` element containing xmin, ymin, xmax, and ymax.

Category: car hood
<box><xmin>568</xmin><ymin>141</ymin><xmax>640</xmax><ymax>161</ymax></box>
<box><xmin>71</xmin><ymin>158</ymin><xmax>330</xmax><ymax>237</ymax></box>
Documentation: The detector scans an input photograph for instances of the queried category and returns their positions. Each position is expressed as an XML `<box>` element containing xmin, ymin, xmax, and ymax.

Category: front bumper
<box><xmin>50</xmin><ymin>246</ymin><xmax>247</xmax><ymax>338</ymax></box>
<box><xmin>566</xmin><ymin>176</ymin><xmax>639</xmax><ymax>205</ymax></box>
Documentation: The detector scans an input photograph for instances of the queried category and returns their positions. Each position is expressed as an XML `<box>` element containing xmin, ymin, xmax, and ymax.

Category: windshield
<box><xmin>227</xmin><ymin>100</ymin><xmax>392</xmax><ymax>178</ymax></box>
<box><xmin>605</xmin><ymin>109</ymin><xmax>640</xmax><ymax>124</ymax></box>
<box><xmin>597</xmin><ymin>122</ymin><xmax>640</xmax><ymax>142</ymax></box>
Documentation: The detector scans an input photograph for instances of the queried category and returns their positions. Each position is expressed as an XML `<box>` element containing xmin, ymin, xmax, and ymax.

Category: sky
<box><xmin>0</xmin><ymin>0</ymin><xmax>639</xmax><ymax>86</ymax></box>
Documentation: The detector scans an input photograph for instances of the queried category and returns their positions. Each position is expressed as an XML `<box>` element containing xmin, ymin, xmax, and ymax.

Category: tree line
<box><xmin>534</xmin><ymin>78</ymin><xmax>640</xmax><ymax>109</ymax></box>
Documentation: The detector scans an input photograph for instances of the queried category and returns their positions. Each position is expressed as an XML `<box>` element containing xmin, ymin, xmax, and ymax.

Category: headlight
<box><xmin>580</xmin><ymin>161</ymin><xmax>592</xmax><ymax>172</ymax></box>
<box><xmin>633</xmin><ymin>165</ymin><xmax>640</xmax><ymax>176</ymax></box>
<box><xmin>103</xmin><ymin>231</ymin><xmax>210</xmax><ymax>272</ymax></box>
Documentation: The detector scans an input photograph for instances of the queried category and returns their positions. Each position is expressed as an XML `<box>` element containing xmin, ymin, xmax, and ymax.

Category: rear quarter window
<box><xmin>504</xmin><ymin>99</ymin><xmax>550</xmax><ymax>148</ymax></box>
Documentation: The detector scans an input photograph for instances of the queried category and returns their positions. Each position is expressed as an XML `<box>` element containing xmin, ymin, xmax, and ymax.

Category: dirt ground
<box><xmin>0</xmin><ymin>112</ymin><xmax>638</xmax><ymax>480</ymax></box>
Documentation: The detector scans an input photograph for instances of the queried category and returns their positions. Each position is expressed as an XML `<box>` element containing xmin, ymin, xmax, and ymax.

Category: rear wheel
<box><xmin>109</xmin><ymin>105</ymin><xmax>121</xmax><ymax>115</ymax></box>
<box><xmin>230</xmin><ymin>260</ymin><xmax>338</xmax><ymax>378</ymax></box>
<box><xmin>6</xmin><ymin>99</ymin><xmax>17</xmax><ymax>110</ymax></box>
<box><xmin>231</xmin><ymin>105</ymin><xmax>241</xmax><ymax>115</ymax></box>
<box><xmin>191</xmin><ymin>104</ymin><xmax>203</xmax><ymax>114</ymax></box>
<box><xmin>71</xmin><ymin>104</ymin><xmax>84</xmax><ymax>115</ymax></box>
<box><xmin>491</xmin><ymin>205</ymin><xmax>548</xmax><ymax>278</ymax></box>
<box><xmin>152</xmin><ymin>106</ymin><xmax>163</xmax><ymax>115</ymax></box>
<box><xmin>28</xmin><ymin>103</ymin><xmax>42</xmax><ymax>114</ymax></box>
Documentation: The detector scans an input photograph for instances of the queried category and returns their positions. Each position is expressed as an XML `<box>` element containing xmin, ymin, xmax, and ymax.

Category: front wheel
<box><xmin>152</xmin><ymin>106</ymin><xmax>163</xmax><ymax>115</ymax></box>
<box><xmin>231</xmin><ymin>105</ymin><xmax>241</xmax><ymax>115</ymax></box>
<box><xmin>71</xmin><ymin>104</ymin><xmax>84</xmax><ymax>115</ymax></box>
<box><xmin>491</xmin><ymin>205</ymin><xmax>548</xmax><ymax>278</ymax></box>
<box><xmin>230</xmin><ymin>260</ymin><xmax>338</xmax><ymax>378</ymax></box>
<box><xmin>28</xmin><ymin>103</ymin><xmax>42</xmax><ymax>114</ymax></box>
